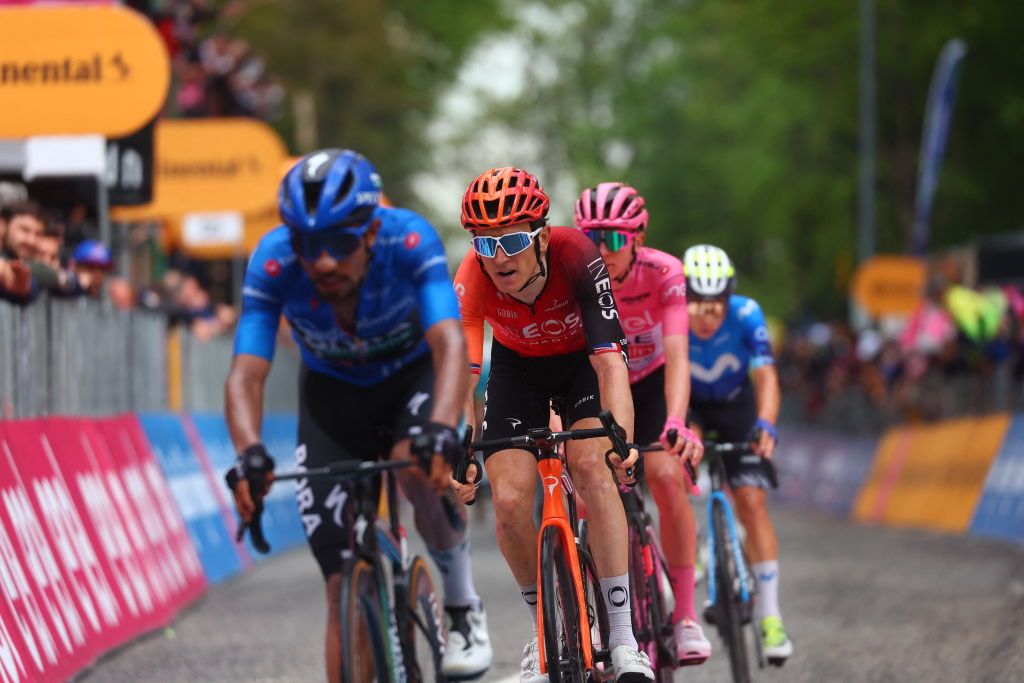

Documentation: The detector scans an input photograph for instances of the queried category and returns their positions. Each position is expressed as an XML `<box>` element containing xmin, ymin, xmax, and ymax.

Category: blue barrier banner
<box><xmin>772</xmin><ymin>428</ymin><xmax>878</xmax><ymax>517</ymax></box>
<box><xmin>190</xmin><ymin>412</ymin><xmax>306</xmax><ymax>556</ymax></box>
<box><xmin>137</xmin><ymin>413</ymin><xmax>244</xmax><ymax>583</ymax></box>
<box><xmin>971</xmin><ymin>414</ymin><xmax>1024</xmax><ymax>542</ymax></box>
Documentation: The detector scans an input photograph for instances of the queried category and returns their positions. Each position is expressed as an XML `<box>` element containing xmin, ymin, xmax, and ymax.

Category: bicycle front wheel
<box><xmin>711</xmin><ymin>502</ymin><xmax>751</xmax><ymax>683</ymax></box>
<box><xmin>340</xmin><ymin>558</ymin><xmax>387</xmax><ymax>683</ymax></box>
<box><xmin>401</xmin><ymin>555</ymin><xmax>446</xmax><ymax>682</ymax></box>
<box><xmin>540</xmin><ymin>525</ymin><xmax>587</xmax><ymax>683</ymax></box>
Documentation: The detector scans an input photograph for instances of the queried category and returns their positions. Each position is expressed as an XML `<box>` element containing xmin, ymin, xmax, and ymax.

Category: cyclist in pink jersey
<box><xmin>575</xmin><ymin>182</ymin><xmax>711</xmax><ymax>666</ymax></box>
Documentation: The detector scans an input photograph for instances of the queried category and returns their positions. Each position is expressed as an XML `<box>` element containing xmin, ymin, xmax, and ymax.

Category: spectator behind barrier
<box><xmin>71</xmin><ymin>240</ymin><xmax>114</xmax><ymax>298</ymax></box>
<box><xmin>0</xmin><ymin>201</ymin><xmax>43</xmax><ymax>303</ymax></box>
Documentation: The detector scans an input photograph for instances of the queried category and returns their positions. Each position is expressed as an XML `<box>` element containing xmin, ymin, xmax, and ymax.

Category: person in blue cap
<box><xmin>71</xmin><ymin>240</ymin><xmax>113</xmax><ymax>297</ymax></box>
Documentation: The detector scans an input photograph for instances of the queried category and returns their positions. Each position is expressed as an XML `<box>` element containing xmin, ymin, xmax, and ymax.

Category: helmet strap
<box><xmin>516</xmin><ymin>237</ymin><xmax>547</xmax><ymax>292</ymax></box>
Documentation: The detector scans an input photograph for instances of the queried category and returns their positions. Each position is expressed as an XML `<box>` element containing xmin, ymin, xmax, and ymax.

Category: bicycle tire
<box><xmin>340</xmin><ymin>558</ymin><xmax>387</xmax><ymax>683</ymax></box>
<box><xmin>400</xmin><ymin>555</ymin><xmax>447</xmax><ymax>682</ymax></box>
<box><xmin>711</xmin><ymin>502</ymin><xmax>751</xmax><ymax>683</ymax></box>
<box><xmin>540</xmin><ymin>525</ymin><xmax>587</xmax><ymax>683</ymax></box>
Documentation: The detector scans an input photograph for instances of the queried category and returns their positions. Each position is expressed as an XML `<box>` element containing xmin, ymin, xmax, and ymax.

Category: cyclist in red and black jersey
<box><xmin>453</xmin><ymin>167</ymin><xmax>654</xmax><ymax>683</ymax></box>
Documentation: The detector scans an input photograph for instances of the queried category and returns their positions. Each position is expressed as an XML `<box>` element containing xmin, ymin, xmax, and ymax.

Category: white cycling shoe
<box><xmin>519</xmin><ymin>637</ymin><xmax>548</xmax><ymax>683</ymax></box>
<box><xmin>441</xmin><ymin>604</ymin><xmax>492</xmax><ymax>680</ymax></box>
<box><xmin>609</xmin><ymin>644</ymin><xmax>654</xmax><ymax>682</ymax></box>
<box><xmin>674</xmin><ymin>618</ymin><xmax>711</xmax><ymax>665</ymax></box>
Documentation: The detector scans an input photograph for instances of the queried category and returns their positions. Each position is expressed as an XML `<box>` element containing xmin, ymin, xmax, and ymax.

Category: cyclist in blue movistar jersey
<box><xmin>682</xmin><ymin>244</ymin><xmax>793</xmax><ymax>664</ymax></box>
<box><xmin>225</xmin><ymin>149</ymin><xmax>492</xmax><ymax>682</ymax></box>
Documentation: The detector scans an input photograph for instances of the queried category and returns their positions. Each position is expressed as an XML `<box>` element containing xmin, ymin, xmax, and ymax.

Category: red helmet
<box><xmin>573</xmin><ymin>182</ymin><xmax>648</xmax><ymax>231</ymax></box>
<box><xmin>460</xmin><ymin>167</ymin><xmax>550</xmax><ymax>230</ymax></box>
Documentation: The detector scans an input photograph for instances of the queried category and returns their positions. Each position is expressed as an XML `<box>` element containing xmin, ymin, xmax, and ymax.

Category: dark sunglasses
<box><xmin>290</xmin><ymin>207</ymin><xmax>375</xmax><ymax>261</ymax></box>
<box><xmin>581</xmin><ymin>228</ymin><xmax>638</xmax><ymax>253</ymax></box>
<box><xmin>290</xmin><ymin>228</ymin><xmax>365</xmax><ymax>261</ymax></box>
<box><xmin>471</xmin><ymin>227</ymin><xmax>543</xmax><ymax>258</ymax></box>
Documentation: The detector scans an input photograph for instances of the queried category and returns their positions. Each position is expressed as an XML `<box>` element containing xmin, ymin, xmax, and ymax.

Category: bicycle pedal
<box><xmin>594</xmin><ymin>648</ymin><xmax>611</xmax><ymax>665</ymax></box>
<box><xmin>767</xmin><ymin>656</ymin><xmax>787</xmax><ymax>668</ymax></box>
<box><xmin>702</xmin><ymin>603</ymin><xmax>716</xmax><ymax>625</ymax></box>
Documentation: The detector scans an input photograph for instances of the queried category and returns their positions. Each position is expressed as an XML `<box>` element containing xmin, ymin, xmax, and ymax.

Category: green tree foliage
<box><xmin>232</xmin><ymin>0</ymin><xmax>507</xmax><ymax>203</ymax></box>
<box><xmin>476</xmin><ymin>0</ymin><xmax>1023</xmax><ymax>318</ymax></box>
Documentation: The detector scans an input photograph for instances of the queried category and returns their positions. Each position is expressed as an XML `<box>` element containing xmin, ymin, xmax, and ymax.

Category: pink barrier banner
<box><xmin>0</xmin><ymin>417</ymin><xmax>206</xmax><ymax>682</ymax></box>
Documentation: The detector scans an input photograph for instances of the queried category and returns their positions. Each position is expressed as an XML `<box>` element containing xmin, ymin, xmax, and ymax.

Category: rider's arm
<box><xmin>453</xmin><ymin>252</ymin><xmax>487</xmax><ymax>432</ymax></box>
<box><xmin>404</xmin><ymin>217</ymin><xmax>470</xmax><ymax>430</ymax></box>
<box><xmin>225</xmin><ymin>236</ymin><xmax>287</xmax><ymax>518</ymax></box>
<box><xmin>743</xmin><ymin>298</ymin><xmax>780</xmax><ymax>456</ymax></box>
<box><xmin>226</xmin><ymin>354</ymin><xmax>272</xmax><ymax>451</ymax></box>
<box><xmin>570</xmin><ymin>240</ymin><xmax>640</xmax><ymax>479</ymax></box>
<box><xmin>227</xmin><ymin>237</ymin><xmax>287</xmax><ymax>448</ymax></box>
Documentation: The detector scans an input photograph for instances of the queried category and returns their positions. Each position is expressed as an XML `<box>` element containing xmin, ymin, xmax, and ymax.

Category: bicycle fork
<box><xmin>705</xmin><ymin>492</ymin><xmax>753</xmax><ymax>608</ymax></box>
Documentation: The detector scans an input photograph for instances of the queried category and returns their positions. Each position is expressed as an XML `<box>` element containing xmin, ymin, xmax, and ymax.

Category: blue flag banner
<box><xmin>910</xmin><ymin>38</ymin><xmax>967</xmax><ymax>255</ymax></box>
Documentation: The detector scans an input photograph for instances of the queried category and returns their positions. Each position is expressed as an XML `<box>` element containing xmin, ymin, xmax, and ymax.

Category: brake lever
<box><xmin>236</xmin><ymin>498</ymin><xmax>271</xmax><ymax>554</ymax></box>
<box><xmin>664</xmin><ymin>428</ymin><xmax>699</xmax><ymax>487</ymax></box>
<box><xmin>599</xmin><ymin>410</ymin><xmax>641</xmax><ymax>486</ymax></box>
<box><xmin>455</xmin><ymin>425</ymin><xmax>482</xmax><ymax>506</ymax></box>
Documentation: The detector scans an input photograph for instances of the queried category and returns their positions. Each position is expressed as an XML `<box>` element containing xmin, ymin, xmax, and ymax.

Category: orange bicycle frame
<box><xmin>535</xmin><ymin>456</ymin><xmax>594</xmax><ymax>672</ymax></box>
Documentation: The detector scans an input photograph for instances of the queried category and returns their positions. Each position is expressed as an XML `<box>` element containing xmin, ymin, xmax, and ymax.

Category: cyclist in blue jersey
<box><xmin>224</xmin><ymin>149</ymin><xmax>492</xmax><ymax>682</ymax></box>
<box><xmin>682</xmin><ymin>244</ymin><xmax>793</xmax><ymax>663</ymax></box>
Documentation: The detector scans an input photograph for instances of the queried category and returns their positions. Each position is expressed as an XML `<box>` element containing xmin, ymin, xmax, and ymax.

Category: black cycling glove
<box><xmin>409</xmin><ymin>422</ymin><xmax>462</xmax><ymax>468</ymax></box>
<box><xmin>224</xmin><ymin>443</ymin><xmax>276</xmax><ymax>498</ymax></box>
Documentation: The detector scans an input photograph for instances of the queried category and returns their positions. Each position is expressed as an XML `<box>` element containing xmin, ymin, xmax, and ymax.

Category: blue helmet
<box><xmin>278</xmin><ymin>149</ymin><xmax>383</xmax><ymax>234</ymax></box>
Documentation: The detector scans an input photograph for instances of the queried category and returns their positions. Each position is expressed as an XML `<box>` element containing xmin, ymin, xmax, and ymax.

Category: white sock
<box><xmin>600</xmin><ymin>574</ymin><xmax>637</xmax><ymax>650</ymax></box>
<box><xmin>752</xmin><ymin>560</ymin><xmax>781</xmax><ymax>620</ymax></box>
<box><xmin>427</xmin><ymin>538</ymin><xmax>481</xmax><ymax>611</ymax></box>
<box><xmin>519</xmin><ymin>582</ymin><xmax>538</xmax><ymax>628</ymax></box>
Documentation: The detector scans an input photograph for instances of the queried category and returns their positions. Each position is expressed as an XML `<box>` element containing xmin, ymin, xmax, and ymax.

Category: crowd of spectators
<box><xmin>0</xmin><ymin>189</ymin><xmax>236</xmax><ymax>342</ymax></box>
<box><xmin>779</xmin><ymin>275</ymin><xmax>1024</xmax><ymax>432</ymax></box>
<box><xmin>134</xmin><ymin>0</ymin><xmax>285</xmax><ymax>120</ymax></box>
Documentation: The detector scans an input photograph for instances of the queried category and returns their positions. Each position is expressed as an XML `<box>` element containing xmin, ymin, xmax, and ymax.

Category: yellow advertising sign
<box><xmin>853</xmin><ymin>414</ymin><xmax>1010</xmax><ymax>533</ymax></box>
<box><xmin>0</xmin><ymin>5</ymin><xmax>170</xmax><ymax>138</ymax></box>
<box><xmin>851</xmin><ymin>255</ymin><xmax>926</xmax><ymax>317</ymax></box>
<box><xmin>112</xmin><ymin>118</ymin><xmax>289</xmax><ymax>220</ymax></box>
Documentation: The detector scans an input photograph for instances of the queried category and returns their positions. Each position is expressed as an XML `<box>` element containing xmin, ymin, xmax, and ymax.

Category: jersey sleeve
<box><xmin>737</xmin><ymin>297</ymin><xmax>774</xmax><ymax>368</ymax></box>
<box><xmin>567</xmin><ymin>234</ymin><xmax>628</xmax><ymax>358</ymax></box>
<box><xmin>658</xmin><ymin>257</ymin><xmax>689</xmax><ymax>337</ymax></box>
<box><xmin>397</xmin><ymin>215</ymin><xmax>461</xmax><ymax>331</ymax></box>
<box><xmin>453</xmin><ymin>251</ymin><xmax>487</xmax><ymax>375</ymax></box>
<box><xmin>233</xmin><ymin>232</ymin><xmax>286</xmax><ymax>360</ymax></box>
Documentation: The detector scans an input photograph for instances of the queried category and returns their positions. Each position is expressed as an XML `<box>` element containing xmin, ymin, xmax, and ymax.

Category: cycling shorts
<box><xmin>479</xmin><ymin>339</ymin><xmax>602</xmax><ymax>460</ymax></box>
<box><xmin>296</xmin><ymin>355</ymin><xmax>434</xmax><ymax>578</ymax></box>
<box><xmin>631</xmin><ymin>364</ymin><xmax>667</xmax><ymax>446</ymax></box>
<box><xmin>687</xmin><ymin>382</ymin><xmax>774</xmax><ymax>490</ymax></box>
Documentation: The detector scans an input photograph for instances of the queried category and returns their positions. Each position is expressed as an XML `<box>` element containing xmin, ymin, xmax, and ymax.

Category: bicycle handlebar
<box><xmin>235</xmin><ymin>459</ymin><xmax>416</xmax><ymax>553</ymax></box>
<box><xmin>703</xmin><ymin>441</ymin><xmax>780</xmax><ymax>489</ymax></box>
<box><xmin>455</xmin><ymin>410</ymin><xmax>640</xmax><ymax>505</ymax></box>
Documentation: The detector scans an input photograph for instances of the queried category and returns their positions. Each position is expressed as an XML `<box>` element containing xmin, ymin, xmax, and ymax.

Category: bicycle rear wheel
<box><xmin>540</xmin><ymin>525</ymin><xmax>587</xmax><ymax>683</ymax></box>
<box><xmin>400</xmin><ymin>555</ymin><xmax>446</xmax><ymax>682</ymax></box>
<box><xmin>711</xmin><ymin>502</ymin><xmax>751</xmax><ymax>683</ymax></box>
<box><xmin>340</xmin><ymin>558</ymin><xmax>387</xmax><ymax>683</ymax></box>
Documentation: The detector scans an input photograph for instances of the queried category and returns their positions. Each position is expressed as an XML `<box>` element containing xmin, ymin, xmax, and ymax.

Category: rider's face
<box><xmin>598</xmin><ymin>231</ymin><xmax>643</xmax><ymax>282</ymax></box>
<box><xmin>474</xmin><ymin>222</ymin><xmax>550</xmax><ymax>295</ymax></box>
<box><xmin>298</xmin><ymin>220</ymin><xmax>380</xmax><ymax>304</ymax></box>
<box><xmin>688</xmin><ymin>298</ymin><xmax>727</xmax><ymax>338</ymax></box>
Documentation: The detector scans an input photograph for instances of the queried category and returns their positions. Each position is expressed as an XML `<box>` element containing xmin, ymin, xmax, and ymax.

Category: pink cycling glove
<box><xmin>659</xmin><ymin>415</ymin><xmax>697</xmax><ymax>451</ymax></box>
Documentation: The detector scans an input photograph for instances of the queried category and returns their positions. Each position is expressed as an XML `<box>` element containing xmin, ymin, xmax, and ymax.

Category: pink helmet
<box><xmin>574</xmin><ymin>182</ymin><xmax>649</xmax><ymax>231</ymax></box>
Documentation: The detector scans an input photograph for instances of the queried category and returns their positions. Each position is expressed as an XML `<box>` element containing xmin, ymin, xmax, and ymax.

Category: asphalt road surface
<box><xmin>83</xmin><ymin>500</ymin><xmax>1024</xmax><ymax>683</ymax></box>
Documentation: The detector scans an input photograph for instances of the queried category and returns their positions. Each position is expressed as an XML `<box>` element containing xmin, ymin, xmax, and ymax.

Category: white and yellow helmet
<box><xmin>683</xmin><ymin>244</ymin><xmax>736</xmax><ymax>299</ymax></box>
